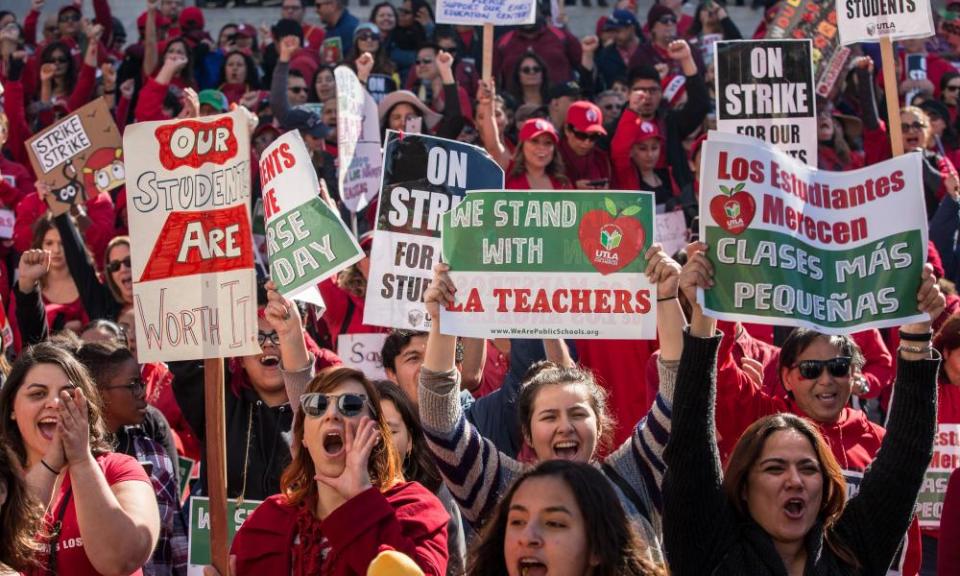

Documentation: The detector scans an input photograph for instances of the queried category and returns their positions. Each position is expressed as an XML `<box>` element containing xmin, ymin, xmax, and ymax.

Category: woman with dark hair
<box><xmin>370</xmin><ymin>2</ymin><xmax>398</xmax><ymax>40</ymax></box>
<box><xmin>223</xmin><ymin>365</ymin><xmax>449</xmax><ymax>575</ymax></box>
<box><xmin>376</xmin><ymin>381</ymin><xmax>467</xmax><ymax>576</ymax></box>
<box><xmin>0</xmin><ymin>342</ymin><xmax>160</xmax><ymax>575</ymax></box>
<box><xmin>507</xmin><ymin>52</ymin><xmax>549</xmax><ymax>110</ymax></box>
<box><xmin>312</xmin><ymin>64</ymin><xmax>337</xmax><ymax>103</ymax></box>
<box><xmin>940</xmin><ymin>71</ymin><xmax>960</xmax><ymax>123</ymax></box>
<box><xmin>217</xmin><ymin>49</ymin><xmax>260</xmax><ymax>105</ymax></box>
<box><xmin>663</xmin><ymin>243</ymin><xmax>944</xmax><ymax>575</ymax></box>
<box><xmin>685</xmin><ymin>1</ymin><xmax>742</xmax><ymax>41</ymax></box>
<box><xmin>467</xmin><ymin>460</ymin><xmax>665</xmax><ymax>576</ymax></box>
<box><xmin>347</xmin><ymin>23</ymin><xmax>397</xmax><ymax>84</ymax></box>
<box><xmin>419</xmin><ymin>246</ymin><xmax>685</xmax><ymax>567</ymax></box>
<box><xmin>34</xmin><ymin>24</ymin><xmax>99</xmax><ymax>129</ymax></box>
<box><xmin>376</xmin><ymin>50</ymin><xmax>463</xmax><ymax>140</ymax></box>
<box><xmin>817</xmin><ymin>108</ymin><xmax>865</xmax><ymax>171</ymax></box>
<box><xmin>0</xmin><ymin>446</ymin><xmax>41</xmax><ymax>575</ymax></box>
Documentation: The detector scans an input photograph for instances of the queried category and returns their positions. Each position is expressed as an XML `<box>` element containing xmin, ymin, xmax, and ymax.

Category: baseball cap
<box><xmin>179</xmin><ymin>7</ymin><xmax>205</xmax><ymax>32</ymax></box>
<box><xmin>519</xmin><ymin>118</ymin><xmax>559</xmax><ymax>144</ymax></box>
<box><xmin>236</xmin><ymin>24</ymin><xmax>257</xmax><ymax>38</ymax></box>
<box><xmin>198</xmin><ymin>90</ymin><xmax>228</xmax><ymax>113</ymax></box>
<box><xmin>354</xmin><ymin>22</ymin><xmax>380</xmax><ymax>39</ymax></box>
<box><xmin>605</xmin><ymin>9</ymin><xmax>639</xmax><ymax>30</ymax></box>
<box><xmin>282</xmin><ymin>108</ymin><xmax>330</xmax><ymax>138</ymax></box>
<box><xmin>549</xmin><ymin>80</ymin><xmax>582</xmax><ymax>102</ymax></box>
<box><xmin>634</xmin><ymin>120</ymin><xmax>662</xmax><ymax>143</ymax></box>
<box><xmin>137</xmin><ymin>11</ymin><xmax>171</xmax><ymax>30</ymax></box>
<box><xmin>647</xmin><ymin>4</ymin><xmax>676</xmax><ymax>25</ymax></box>
<box><xmin>566</xmin><ymin>101</ymin><xmax>607</xmax><ymax>135</ymax></box>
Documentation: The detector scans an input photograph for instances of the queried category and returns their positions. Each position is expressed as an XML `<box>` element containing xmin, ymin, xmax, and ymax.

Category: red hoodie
<box><xmin>231</xmin><ymin>482</ymin><xmax>449</xmax><ymax>576</ymax></box>
<box><xmin>714</xmin><ymin>334</ymin><xmax>922</xmax><ymax>575</ymax></box>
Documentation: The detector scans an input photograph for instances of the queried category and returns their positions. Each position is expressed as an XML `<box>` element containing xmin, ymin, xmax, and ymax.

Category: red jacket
<box><xmin>493</xmin><ymin>25</ymin><xmax>582</xmax><ymax>89</ymax></box>
<box><xmin>231</xmin><ymin>482</ymin><xmax>449</xmax><ymax>576</ymax></box>
<box><xmin>316</xmin><ymin>277</ymin><xmax>388</xmax><ymax>343</ymax></box>
<box><xmin>0</xmin><ymin>157</ymin><xmax>36</xmax><ymax>209</ymax></box>
<box><xmin>558</xmin><ymin>138</ymin><xmax>611</xmax><ymax>186</ymax></box>
<box><xmin>938</xmin><ymin>468</ymin><xmax>960</xmax><ymax>575</ymax></box>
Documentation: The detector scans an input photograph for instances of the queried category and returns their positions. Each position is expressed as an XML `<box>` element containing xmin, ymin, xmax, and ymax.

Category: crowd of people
<box><xmin>1</xmin><ymin>0</ymin><xmax>960</xmax><ymax>574</ymax></box>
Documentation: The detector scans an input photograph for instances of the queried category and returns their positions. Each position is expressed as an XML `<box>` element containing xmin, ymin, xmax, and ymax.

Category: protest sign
<box><xmin>336</xmin><ymin>66</ymin><xmax>383</xmax><ymax>213</ymax></box>
<box><xmin>837</xmin><ymin>0</ymin><xmax>934</xmax><ymax>45</ymax></box>
<box><xmin>260</xmin><ymin>131</ymin><xmax>363</xmax><ymax>304</ymax></box>
<box><xmin>26</xmin><ymin>98</ymin><xmax>124</xmax><ymax>215</ymax></box>
<box><xmin>366</xmin><ymin>73</ymin><xmax>398</xmax><ymax>104</ymax></box>
<box><xmin>337</xmin><ymin>333</ymin><xmax>388</xmax><ymax>380</ymax></box>
<box><xmin>715</xmin><ymin>40</ymin><xmax>817</xmax><ymax>166</ymax></box>
<box><xmin>124</xmin><ymin>110</ymin><xmax>260</xmax><ymax>363</ymax></box>
<box><xmin>656</xmin><ymin>211</ymin><xmax>688</xmax><ymax>258</ymax></box>
<box><xmin>178</xmin><ymin>456</ymin><xmax>197</xmax><ymax>503</ymax></box>
<box><xmin>764</xmin><ymin>0</ymin><xmax>850</xmax><ymax>99</ymax></box>
<box><xmin>436</xmin><ymin>0</ymin><xmax>536</xmax><ymax>26</ymax></box>
<box><xmin>917</xmin><ymin>424</ymin><xmax>960</xmax><ymax>528</ymax></box>
<box><xmin>187</xmin><ymin>497</ymin><xmax>261</xmax><ymax>575</ymax></box>
<box><xmin>698</xmin><ymin>131</ymin><xmax>928</xmax><ymax>334</ymax></box>
<box><xmin>440</xmin><ymin>190</ymin><xmax>657</xmax><ymax>340</ymax></box>
<box><xmin>0</xmin><ymin>208</ymin><xmax>14</xmax><ymax>239</ymax></box>
<box><xmin>365</xmin><ymin>131</ymin><xmax>504</xmax><ymax>330</ymax></box>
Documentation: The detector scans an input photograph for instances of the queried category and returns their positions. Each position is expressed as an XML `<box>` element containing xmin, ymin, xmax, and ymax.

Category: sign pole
<box><xmin>482</xmin><ymin>23</ymin><xmax>494</xmax><ymax>82</ymax></box>
<box><xmin>880</xmin><ymin>36</ymin><xmax>905</xmax><ymax>157</ymax></box>
<box><xmin>203</xmin><ymin>358</ymin><xmax>229</xmax><ymax>574</ymax></box>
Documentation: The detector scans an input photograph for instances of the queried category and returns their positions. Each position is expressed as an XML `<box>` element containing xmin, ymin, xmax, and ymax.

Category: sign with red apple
<box><xmin>709</xmin><ymin>182</ymin><xmax>756</xmax><ymax>235</ymax></box>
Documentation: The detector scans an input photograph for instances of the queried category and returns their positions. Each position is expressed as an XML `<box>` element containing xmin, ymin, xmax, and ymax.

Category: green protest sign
<box><xmin>177</xmin><ymin>456</ymin><xmax>195</xmax><ymax>502</ymax></box>
<box><xmin>259</xmin><ymin>131</ymin><xmax>364</xmax><ymax>305</ymax></box>
<box><xmin>699</xmin><ymin>131</ymin><xmax>928</xmax><ymax>333</ymax></box>
<box><xmin>440</xmin><ymin>190</ymin><xmax>657</xmax><ymax>340</ymax></box>
<box><xmin>187</xmin><ymin>497</ymin><xmax>262</xmax><ymax>571</ymax></box>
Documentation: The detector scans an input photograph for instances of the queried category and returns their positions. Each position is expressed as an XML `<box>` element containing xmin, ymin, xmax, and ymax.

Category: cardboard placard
<box><xmin>123</xmin><ymin>110</ymin><xmax>260</xmax><ymax>362</ymax></box>
<box><xmin>26</xmin><ymin>98</ymin><xmax>124</xmax><ymax>215</ymax></box>
<box><xmin>837</xmin><ymin>0</ymin><xmax>935</xmax><ymax>45</ymax></box>
<box><xmin>187</xmin><ymin>497</ymin><xmax>262</xmax><ymax>575</ymax></box>
<box><xmin>335</xmin><ymin>66</ymin><xmax>383</xmax><ymax>213</ymax></box>
<box><xmin>337</xmin><ymin>333</ymin><xmax>388</xmax><ymax>380</ymax></box>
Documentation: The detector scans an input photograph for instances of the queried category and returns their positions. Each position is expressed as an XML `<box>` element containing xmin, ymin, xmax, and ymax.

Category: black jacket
<box><xmin>663</xmin><ymin>331</ymin><xmax>938</xmax><ymax>576</ymax></box>
<box><xmin>171</xmin><ymin>360</ymin><xmax>293</xmax><ymax>501</ymax></box>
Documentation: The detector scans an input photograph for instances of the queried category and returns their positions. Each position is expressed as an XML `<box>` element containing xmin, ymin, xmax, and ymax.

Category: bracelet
<box><xmin>40</xmin><ymin>459</ymin><xmax>61</xmax><ymax>475</ymax></box>
<box><xmin>657</xmin><ymin>295</ymin><xmax>678</xmax><ymax>302</ymax></box>
<box><xmin>899</xmin><ymin>342</ymin><xmax>933</xmax><ymax>355</ymax></box>
<box><xmin>899</xmin><ymin>329</ymin><xmax>933</xmax><ymax>342</ymax></box>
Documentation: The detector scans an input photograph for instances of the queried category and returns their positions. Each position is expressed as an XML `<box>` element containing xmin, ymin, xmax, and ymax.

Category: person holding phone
<box><xmin>558</xmin><ymin>100</ymin><xmax>612</xmax><ymax>190</ymax></box>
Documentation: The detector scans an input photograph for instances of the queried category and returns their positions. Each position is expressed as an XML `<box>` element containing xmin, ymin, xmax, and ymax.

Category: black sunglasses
<box><xmin>107</xmin><ymin>256</ymin><xmax>131</xmax><ymax>273</ymax></box>
<box><xmin>902</xmin><ymin>121</ymin><xmax>927</xmax><ymax>132</ymax></box>
<box><xmin>416</xmin><ymin>58</ymin><xmax>434</xmax><ymax>65</ymax></box>
<box><xmin>288</xmin><ymin>86</ymin><xmax>308</xmax><ymax>94</ymax></box>
<box><xmin>946</xmin><ymin>85</ymin><xmax>960</xmax><ymax>92</ymax></box>
<box><xmin>301</xmin><ymin>392</ymin><xmax>368</xmax><ymax>418</ymax></box>
<box><xmin>568</xmin><ymin>124</ymin><xmax>601</xmax><ymax>142</ymax></box>
<box><xmin>658</xmin><ymin>15</ymin><xmax>678</xmax><ymax>25</ymax></box>
<box><xmin>794</xmin><ymin>357</ymin><xmax>852</xmax><ymax>380</ymax></box>
<box><xmin>357</xmin><ymin>33</ymin><xmax>378</xmax><ymax>41</ymax></box>
<box><xmin>59</xmin><ymin>13</ymin><xmax>81</xmax><ymax>23</ymax></box>
<box><xmin>521</xmin><ymin>65</ymin><xmax>542</xmax><ymax>74</ymax></box>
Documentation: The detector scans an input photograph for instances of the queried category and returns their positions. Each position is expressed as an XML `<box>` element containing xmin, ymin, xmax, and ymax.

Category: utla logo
<box><xmin>710</xmin><ymin>182</ymin><xmax>755</xmax><ymax>235</ymax></box>
<box><xmin>578</xmin><ymin>198</ymin><xmax>645</xmax><ymax>275</ymax></box>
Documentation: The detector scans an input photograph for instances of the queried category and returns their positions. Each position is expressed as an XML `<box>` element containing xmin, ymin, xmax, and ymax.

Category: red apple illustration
<box><xmin>578</xmin><ymin>198</ymin><xmax>646</xmax><ymax>275</ymax></box>
<box><xmin>709</xmin><ymin>182</ymin><xmax>755</xmax><ymax>235</ymax></box>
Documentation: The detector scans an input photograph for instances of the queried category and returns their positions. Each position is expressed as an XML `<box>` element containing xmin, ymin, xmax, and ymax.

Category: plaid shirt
<box><xmin>116</xmin><ymin>427</ymin><xmax>189</xmax><ymax>576</ymax></box>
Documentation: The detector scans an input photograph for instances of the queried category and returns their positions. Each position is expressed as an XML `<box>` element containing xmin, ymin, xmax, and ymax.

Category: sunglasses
<box><xmin>794</xmin><ymin>356</ymin><xmax>852</xmax><ymax>380</ymax></box>
<box><xmin>416</xmin><ymin>58</ymin><xmax>434</xmax><ymax>65</ymax></box>
<box><xmin>257</xmin><ymin>330</ymin><xmax>281</xmax><ymax>347</ymax></box>
<box><xmin>568</xmin><ymin>125</ymin><xmax>601</xmax><ymax>142</ymax></box>
<box><xmin>288</xmin><ymin>86</ymin><xmax>308</xmax><ymax>94</ymax></box>
<box><xmin>902</xmin><ymin>121</ymin><xmax>927</xmax><ymax>132</ymax></box>
<box><xmin>59</xmin><ymin>13</ymin><xmax>81</xmax><ymax>23</ymax></box>
<box><xmin>658</xmin><ymin>15</ymin><xmax>678</xmax><ymax>25</ymax></box>
<box><xmin>301</xmin><ymin>392</ymin><xmax>368</xmax><ymax>418</ymax></box>
<box><xmin>521</xmin><ymin>65</ymin><xmax>542</xmax><ymax>74</ymax></box>
<box><xmin>947</xmin><ymin>85</ymin><xmax>960</xmax><ymax>92</ymax></box>
<box><xmin>103</xmin><ymin>378</ymin><xmax>147</xmax><ymax>397</ymax></box>
<box><xmin>357</xmin><ymin>33</ymin><xmax>378</xmax><ymax>41</ymax></box>
<box><xmin>107</xmin><ymin>256</ymin><xmax>131</xmax><ymax>273</ymax></box>
<box><xmin>46</xmin><ymin>56</ymin><xmax>69</xmax><ymax>64</ymax></box>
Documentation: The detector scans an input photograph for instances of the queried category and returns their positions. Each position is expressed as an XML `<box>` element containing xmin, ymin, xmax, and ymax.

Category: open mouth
<box><xmin>814</xmin><ymin>392</ymin><xmax>838</xmax><ymax>406</ymax></box>
<box><xmin>905</xmin><ymin>135</ymin><xmax>921</xmax><ymax>148</ymax></box>
<box><xmin>38</xmin><ymin>418</ymin><xmax>57</xmax><ymax>441</ymax></box>
<box><xmin>323</xmin><ymin>431</ymin><xmax>344</xmax><ymax>455</ymax></box>
<box><xmin>784</xmin><ymin>498</ymin><xmax>805</xmax><ymax>520</ymax></box>
<box><xmin>552</xmin><ymin>440</ymin><xmax>579</xmax><ymax>460</ymax></box>
<box><xmin>259</xmin><ymin>354</ymin><xmax>280</xmax><ymax>367</ymax></box>
<box><xmin>519</xmin><ymin>558</ymin><xmax>547</xmax><ymax>576</ymax></box>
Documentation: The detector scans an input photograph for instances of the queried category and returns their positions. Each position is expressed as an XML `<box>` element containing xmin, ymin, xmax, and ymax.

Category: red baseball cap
<box><xmin>179</xmin><ymin>7</ymin><xmax>205</xmax><ymax>32</ymax></box>
<box><xmin>519</xmin><ymin>118</ymin><xmax>559</xmax><ymax>144</ymax></box>
<box><xmin>565</xmin><ymin>101</ymin><xmax>607</xmax><ymax>135</ymax></box>
<box><xmin>236</xmin><ymin>24</ymin><xmax>257</xmax><ymax>38</ymax></box>
<box><xmin>634</xmin><ymin>120</ymin><xmax>663</xmax><ymax>144</ymax></box>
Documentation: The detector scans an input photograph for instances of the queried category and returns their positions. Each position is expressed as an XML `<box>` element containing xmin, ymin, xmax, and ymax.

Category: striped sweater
<box><xmin>419</xmin><ymin>359</ymin><xmax>676</xmax><ymax>541</ymax></box>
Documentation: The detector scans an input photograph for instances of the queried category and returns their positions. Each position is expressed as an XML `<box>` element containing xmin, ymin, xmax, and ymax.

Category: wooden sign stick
<box><xmin>203</xmin><ymin>358</ymin><xmax>229</xmax><ymax>574</ymax></box>
<box><xmin>879</xmin><ymin>36</ymin><xmax>905</xmax><ymax>157</ymax></box>
<box><xmin>482</xmin><ymin>23</ymin><xmax>494</xmax><ymax>83</ymax></box>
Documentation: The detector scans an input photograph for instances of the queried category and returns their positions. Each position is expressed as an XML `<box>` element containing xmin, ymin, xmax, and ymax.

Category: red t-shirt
<box><xmin>36</xmin><ymin>452</ymin><xmax>151</xmax><ymax>576</ymax></box>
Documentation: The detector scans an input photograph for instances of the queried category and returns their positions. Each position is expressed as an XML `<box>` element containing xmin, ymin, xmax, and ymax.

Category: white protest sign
<box><xmin>715</xmin><ymin>40</ymin><xmax>817</xmax><ymax>166</ymax></box>
<box><xmin>0</xmin><ymin>208</ymin><xmax>15</xmax><ymax>239</ymax></box>
<box><xmin>337</xmin><ymin>333</ymin><xmax>388</xmax><ymax>380</ymax></box>
<box><xmin>837</xmin><ymin>0</ymin><xmax>934</xmax><ymax>45</ymax></box>
<box><xmin>436</xmin><ymin>0</ymin><xmax>536</xmax><ymax>26</ymax></box>
<box><xmin>260</xmin><ymin>131</ymin><xmax>363</xmax><ymax>305</ymax></box>
<box><xmin>656</xmin><ymin>210</ymin><xmax>688</xmax><ymax>257</ymax></box>
<box><xmin>124</xmin><ymin>110</ymin><xmax>260</xmax><ymax>362</ymax></box>
<box><xmin>335</xmin><ymin>66</ymin><xmax>383</xmax><ymax>213</ymax></box>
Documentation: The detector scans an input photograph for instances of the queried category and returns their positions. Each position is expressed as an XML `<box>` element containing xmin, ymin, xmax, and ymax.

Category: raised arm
<box><xmin>265</xmin><ymin>281</ymin><xmax>312</xmax><ymax>415</ymax></box>
<box><xmin>433</xmin><ymin>51</ymin><xmax>465</xmax><ymax>140</ymax></box>
<box><xmin>142</xmin><ymin>0</ymin><xmax>160</xmax><ymax>79</ymax></box>
<box><xmin>269</xmin><ymin>36</ymin><xmax>299</xmax><ymax>126</ymax></box>
<box><xmin>54</xmin><ymin>212</ymin><xmax>118</xmax><ymax>321</ymax></box>
<box><xmin>475</xmin><ymin>79</ymin><xmax>511</xmax><ymax>170</ymax></box>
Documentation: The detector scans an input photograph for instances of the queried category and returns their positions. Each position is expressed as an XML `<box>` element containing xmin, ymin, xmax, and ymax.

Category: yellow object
<box><xmin>366</xmin><ymin>550</ymin><xmax>425</xmax><ymax>576</ymax></box>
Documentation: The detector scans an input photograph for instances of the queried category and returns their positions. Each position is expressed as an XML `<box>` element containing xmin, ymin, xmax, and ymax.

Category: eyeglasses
<box><xmin>793</xmin><ymin>357</ymin><xmax>852</xmax><ymax>380</ymax></box>
<box><xmin>357</xmin><ymin>33</ymin><xmax>378</xmax><ymax>41</ymax></box>
<box><xmin>947</xmin><ymin>85</ymin><xmax>960</xmax><ymax>92</ymax></box>
<box><xmin>103</xmin><ymin>378</ymin><xmax>147</xmax><ymax>397</ymax></box>
<box><xmin>301</xmin><ymin>392</ymin><xmax>368</xmax><ymax>418</ymax></box>
<box><xmin>657</xmin><ymin>15</ymin><xmax>678</xmax><ymax>25</ymax></box>
<box><xmin>59</xmin><ymin>13</ymin><xmax>81</xmax><ymax>23</ymax></box>
<box><xmin>901</xmin><ymin>121</ymin><xmax>927</xmax><ymax>132</ymax></box>
<box><xmin>288</xmin><ymin>86</ymin><xmax>308</xmax><ymax>94</ymax></box>
<box><xmin>416</xmin><ymin>58</ymin><xmax>434</xmax><ymax>65</ymax></box>
<box><xmin>46</xmin><ymin>56</ymin><xmax>69</xmax><ymax>64</ymax></box>
<box><xmin>521</xmin><ymin>65</ymin><xmax>542</xmax><ymax>74</ymax></box>
<box><xmin>567</xmin><ymin>125</ymin><xmax>601</xmax><ymax>142</ymax></box>
<box><xmin>257</xmin><ymin>330</ymin><xmax>281</xmax><ymax>347</ymax></box>
<box><xmin>107</xmin><ymin>256</ymin><xmax>131</xmax><ymax>273</ymax></box>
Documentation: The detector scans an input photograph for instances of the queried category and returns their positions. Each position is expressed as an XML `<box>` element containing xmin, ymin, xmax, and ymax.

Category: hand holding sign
<box><xmin>424</xmin><ymin>263</ymin><xmax>456</xmax><ymax>319</ymax></box>
<box><xmin>911</xmin><ymin>264</ymin><xmax>946</xmax><ymax>325</ymax></box>
<box><xmin>644</xmin><ymin>243</ymin><xmax>682</xmax><ymax>299</ymax></box>
<box><xmin>679</xmin><ymin>241</ymin><xmax>713</xmax><ymax>309</ymax></box>
<box><xmin>263</xmin><ymin>280</ymin><xmax>301</xmax><ymax>340</ymax></box>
